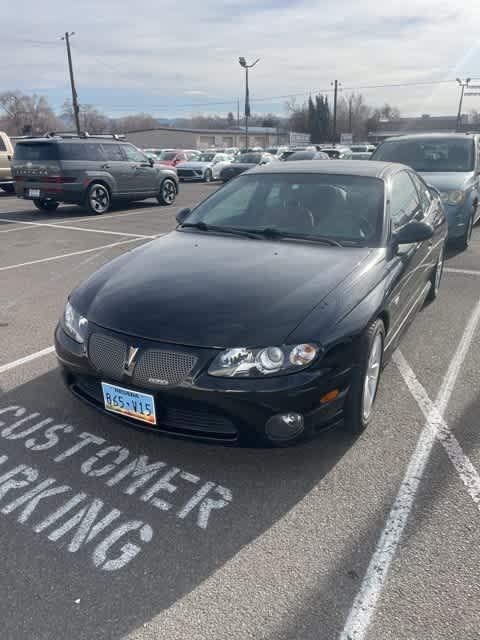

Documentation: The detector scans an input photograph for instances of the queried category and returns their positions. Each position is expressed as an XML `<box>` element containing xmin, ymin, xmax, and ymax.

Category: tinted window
<box><xmin>286</xmin><ymin>152</ymin><xmax>315</xmax><ymax>161</ymax></box>
<box><xmin>187</xmin><ymin>173</ymin><xmax>385</xmax><ymax>244</ymax></box>
<box><xmin>58</xmin><ymin>143</ymin><xmax>105</xmax><ymax>160</ymax></box>
<box><xmin>14</xmin><ymin>143</ymin><xmax>59</xmax><ymax>161</ymax></box>
<box><xmin>234</xmin><ymin>153</ymin><xmax>262</xmax><ymax>164</ymax></box>
<box><xmin>159</xmin><ymin>151</ymin><xmax>176</xmax><ymax>160</ymax></box>
<box><xmin>123</xmin><ymin>145</ymin><xmax>148</xmax><ymax>162</ymax></box>
<box><xmin>0</xmin><ymin>137</ymin><xmax>6</xmax><ymax>152</ymax></box>
<box><xmin>373</xmin><ymin>138</ymin><xmax>475</xmax><ymax>172</ymax></box>
<box><xmin>102</xmin><ymin>144</ymin><xmax>124</xmax><ymax>161</ymax></box>
<box><xmin>390</xmin><ymin>172</ymin><xmax>421</xmax><ymax>229</ymax></box>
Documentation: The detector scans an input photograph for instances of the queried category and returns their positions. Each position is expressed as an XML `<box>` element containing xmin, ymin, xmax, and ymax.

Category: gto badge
<box><xmin>124</xmin><ymin>346</ymin><xmax>139</xmax><ymax>375</ymax></box>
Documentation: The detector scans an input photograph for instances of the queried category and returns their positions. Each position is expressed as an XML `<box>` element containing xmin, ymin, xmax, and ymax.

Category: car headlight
<box><xmin>440</xmin><ymin>190</ymin><xmax>465</xmax><ymax>205</ymax></box>
<box><xmin>62</xmin><ymin>301</ymin><xmax>88</xmax><ymax>344</ymax></box>
<box><xmin>208</xmin><ymin>343</ymin><xmax>319</xmax><ymax>377</ymax></box>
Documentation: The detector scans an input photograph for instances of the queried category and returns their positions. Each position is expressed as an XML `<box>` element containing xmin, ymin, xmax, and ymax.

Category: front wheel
<box><xmin>85</xmin><ymin>183</ymin><xmax>111</xmax><ymax>214</ymax></box>
<box><xmin>157</xmin><ymin>178</ymin><xmax>177</xmax><ymax>206</ymax></box>
<box><xmin>204</xmin><ymin>169</ymin><xmax>212</xmax><ymax>183</ymax></box>
<box><xmin>454</xmin><ymin>213</ymin><xmax>473</xmax><ymax>251</ymax></box>
<box><xmin>33</xmin><ymin>198</ymin><xmax>59</xmax><ymax>212</ymax></box>
<box><xmin>344</xmin><ymin>319</ymin><xmax>385</xmax><ymax>435</ymax></box>
<box><xmin>426</xmin><ymin>243</ymin><xmax>445</xmax><ymax>303</ymax></box>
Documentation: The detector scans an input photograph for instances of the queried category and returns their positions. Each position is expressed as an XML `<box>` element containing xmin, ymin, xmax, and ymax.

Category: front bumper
<box><xmin>55</xmin><ymin>323</ymin><xmax>353</xmax><ymax>446</ymax></box>
<box><xmin>444</xmin><ymin>202</ymin><xmax>471</xmax><ymax>239</ymax></box>
<box><xmin>177</xmin><ymin>168</ymin><xmax>205</xmax><ymax>181</ymax></box>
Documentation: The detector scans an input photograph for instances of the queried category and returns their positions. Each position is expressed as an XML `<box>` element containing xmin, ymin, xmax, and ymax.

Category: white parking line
<box><xmin>340</xmin><ymin>297</ymin><xmax>480</xmax><ymax>640</ymax></box>
<box><xmin>0</xmin><ymin>237</ymin><xmax>149</xmax><ymax>272</ymax></box>
<box><xmin>0</xmin><ymin>346</ymin><xmax>55</xmax><ymax>375</ymax></box>
<box><xmin>445</xmin><ymin>267</ymin><xmax>480</xmax><ymax>277</ymax></box>
<box><xmin>0</xmin><ymin>218</ymin><xmax>154</xmax><ymax>239</ymax></box>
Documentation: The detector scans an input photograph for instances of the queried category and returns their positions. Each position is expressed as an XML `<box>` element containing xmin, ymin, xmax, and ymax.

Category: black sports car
<box><xmin>219</xmin><ymin>152</ymin><xmax>274</xmax><ymax>182</ymax></box>
<box><xmin>55</xmin><ymin>161</ymin><xmax>447</xmax><ymax>446</ymax></box>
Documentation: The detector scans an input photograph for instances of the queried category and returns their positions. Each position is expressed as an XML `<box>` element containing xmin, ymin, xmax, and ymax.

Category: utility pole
<box><xmin>239</xmin><ymin>57</ymin><xmax>260</xmax><ymax>150</ymax></box>
<box><xmin>348</xmin><ymin>95</ymin><xmax>353</xmax><ymax>133</ymax></box>
<box><xmin>456</xmin><ymin>78</ymin><xmax>471</xmax><ymax>131</ymax></box>
<box><xmin>62</xmin><ymin>31</ymin><xmax>81</xmax><ymax>135</ymax></box>
<box><xmin>331</xmin><ymin>80</ymin><xmax>340</xmax><ymax>144</ymax></box>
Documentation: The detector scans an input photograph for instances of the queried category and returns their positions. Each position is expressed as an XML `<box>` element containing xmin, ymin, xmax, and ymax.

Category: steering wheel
<box><xmin>358</xmin><ymin>215</ymin><xmax>374</xmax><ymax>238</ymax></box>
<box><xmin>282</xmin><ymin>204</ymin><xmax>315</xmax><ymax>231</ymax></box>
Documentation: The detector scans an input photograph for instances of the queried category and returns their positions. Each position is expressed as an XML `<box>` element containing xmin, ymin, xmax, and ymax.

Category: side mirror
<box><xmin>176</xmin><ymin>208</ymin><xmax>191</xmax><ymax>225</ymax></box>
<box><xmin>393</xmin><ymin>220</ymin><xmax>434</xmax><ymax>246</ymax></box>
<box><xmin>148</xmin><ymin>157</ymin><xmax>155</xmax><ymax>167</ymax></box>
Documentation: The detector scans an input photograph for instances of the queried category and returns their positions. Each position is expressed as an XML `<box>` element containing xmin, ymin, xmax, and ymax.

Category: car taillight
<box><xmin>40</xmin><ymin>176</ymin><xmax>76</xmax><ymax>183</ymax></box>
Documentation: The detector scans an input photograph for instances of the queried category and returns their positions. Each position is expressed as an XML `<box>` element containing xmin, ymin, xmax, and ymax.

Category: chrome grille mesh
<box><xmin>88</xmin><ymin>333</ymin><xmax>127</xmax><ymax>380</ymax></box>
<box><xmin>133</xmin><ymin>350</ymin><xmax>197</xmax><ymax>386</ymax></box>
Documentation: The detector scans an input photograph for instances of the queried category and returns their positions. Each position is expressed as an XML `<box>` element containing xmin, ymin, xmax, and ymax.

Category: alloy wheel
<box><xmin>362</xmin><ymin>333</ymin><xmax>383</xmax><ymax>421</ymax></box>
<box><xmin>90</xmin><ymin>186</ymin><xmax>110</xmax><ymax>214</ymax></box>
<box><xmin>162</xmin><ymin>180</ymin><xmax>176</xmax><ymax>204</ymax></box>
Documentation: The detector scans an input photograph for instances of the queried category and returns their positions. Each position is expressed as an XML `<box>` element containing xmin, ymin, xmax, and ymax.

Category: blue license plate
<box><xmin>101</xmin><ymin>382</ymin><xmax>156</xmax><ymax>425</ymax></box>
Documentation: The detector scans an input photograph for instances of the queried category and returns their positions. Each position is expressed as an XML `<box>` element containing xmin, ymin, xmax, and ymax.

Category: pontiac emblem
<box><xmin>124</xmin><ymin>346</ymin><xmax>139</xmax><ymax>375</ymax></box>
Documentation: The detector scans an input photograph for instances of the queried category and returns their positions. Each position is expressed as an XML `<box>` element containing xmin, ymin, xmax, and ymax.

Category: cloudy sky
<box><xmin>2</xmin><ymin>0</ymin><xmax>480</xmax><ymax>118</ymax></box>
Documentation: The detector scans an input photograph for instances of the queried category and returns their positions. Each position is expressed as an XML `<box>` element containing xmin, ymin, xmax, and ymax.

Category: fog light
<box><xmin>320</xmin><ymin>389</ymin><xmax>340</xmax><ymax>405</ymax></box>
<box><xmin>265</xmin><ymin>412</ymin><xmax>304</xmax><ymax>442</ymax></box>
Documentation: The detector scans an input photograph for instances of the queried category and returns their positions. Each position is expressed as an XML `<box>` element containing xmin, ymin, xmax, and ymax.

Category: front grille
<box><xmin>88</xmin><ymin>333</ymin><xmax>127</xmax><ymax>380</ymax></box>
<box><xmin>71</xmin><ymin>374</ymin><xmax>237</xmax><ymax>440</ymax></box>
<box><xmin>177</xmin><ymin>169</ymin><xmax>197</xmax><ymax>177</ymax></box>
<box><xmin>133</xmin><ymin>349</ymin><xmax>197</xmax><ymax>387</ymax></box>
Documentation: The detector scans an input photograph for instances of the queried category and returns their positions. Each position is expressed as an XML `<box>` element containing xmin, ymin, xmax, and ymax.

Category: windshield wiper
<box><xmin>179</xmin><ymin>222</ymin><xmax>260</xmax><ymax>239</ymax></box>
<box><xmin>256</xmin><ymin>227</ymin><xmax>343</xmax><ymax>247</ymax></box>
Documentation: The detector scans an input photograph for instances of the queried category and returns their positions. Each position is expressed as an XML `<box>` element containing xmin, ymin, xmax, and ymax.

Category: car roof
<box><xmin>381</xmin><ymin>132</ymin><xmax>479</xmax><ymax>142</ymax></box>
<box><xmin>249</xmin><ymin>159</ymin><xmax>405</xmax><ymax>179</ymax></box>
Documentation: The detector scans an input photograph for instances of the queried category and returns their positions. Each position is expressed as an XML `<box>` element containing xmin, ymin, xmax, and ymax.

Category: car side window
<box><xmin>0</xmin><ymin>137</ymin><xmax>6</xmax><ymax>152</ymax></box>
<box><xmin>102</xmin><ymin>144</ymin><xmax>124</xmax><ymax>161</ymax></box>
<box><xmin>389</xmin><ymin>171</ymin><xmax>422</xmax><ymax>229</ymax></box>
<box><xmin>410</xmin><ymin>172</ymin><xmax>432</xmax><ymax>217</ymax></box>
<box><xmin>123</xmin><ymin>145</ymin><xmax>148</xmax><ymax>163</ymax></box>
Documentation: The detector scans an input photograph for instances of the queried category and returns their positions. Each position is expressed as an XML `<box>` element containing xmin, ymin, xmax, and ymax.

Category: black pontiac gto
<box><xmin>55</xmin><ymin>161</ymin><xmax>447</xmax><ymax>446</ymax></box>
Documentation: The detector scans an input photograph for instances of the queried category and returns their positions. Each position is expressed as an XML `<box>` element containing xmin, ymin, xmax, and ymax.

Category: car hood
<box><xmin>71</xmin><ymin>232</ymin><xmax>371</xmax><ymax>348</ymax></box>
<box><xmin>420</xmin><ymin>171</ymin><xmax>475</xmax><ymax>191</ymax></box>
<box><xmin>177</xmin><ymin>161</ymin><xmax>212</xmax><ymax>169</ymax></box>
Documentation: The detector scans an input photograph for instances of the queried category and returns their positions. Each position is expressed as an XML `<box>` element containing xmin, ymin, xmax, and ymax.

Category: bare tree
<box><xmin>0</xmin><ymin>91</ymin><xmax>60</xmax><ymax>135</ymax></box>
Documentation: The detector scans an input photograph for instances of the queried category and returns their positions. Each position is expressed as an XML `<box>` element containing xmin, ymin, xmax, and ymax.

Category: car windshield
<box><xmin>234</xmin><ymin>153</ymin><xmax>262</xmax><ymax>163</ymax></box>
<box><xmin>184</xmin><ymin>173</ymin><xmax>385</xmax><ymax>244</ymax></box>
<box><xmin>158</xmin><ymin>151</ymin><xmax>176</xmax><ymax>160</ymax></box>
<box><xmin>197</xmin><ymin>153</ymin><xmax>216</xmax><ymax>162</ymax></box>
<box><xmin>372</xmin><ymin>138</ymin><xmax>475</xmax><ymax>172</ymax></box>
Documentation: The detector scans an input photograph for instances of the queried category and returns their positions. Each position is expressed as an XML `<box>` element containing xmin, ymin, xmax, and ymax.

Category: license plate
<box><xmin>101</xmin><ymin>382</ymin><xmax>156</xmax><ymax>425</ymax></box>
<box><xmin>28</xmin><ymin>189</ymin><xmax>40</xmax><ymax>198</ymax></box>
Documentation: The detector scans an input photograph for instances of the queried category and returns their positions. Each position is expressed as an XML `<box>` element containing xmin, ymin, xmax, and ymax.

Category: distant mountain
<box><xmin>156</xmin><ymin>118</ymin><xmax>177</xmax><ymax>126</ymax></box>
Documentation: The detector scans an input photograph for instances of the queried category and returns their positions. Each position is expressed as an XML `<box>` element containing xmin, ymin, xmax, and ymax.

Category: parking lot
<box><xmin>1</xmin><ymin>184</ymin><xmax>480</xmax><ymax>640</ymax></box>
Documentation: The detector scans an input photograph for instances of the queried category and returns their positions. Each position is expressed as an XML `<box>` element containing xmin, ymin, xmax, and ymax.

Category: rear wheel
<box><xmin>85</xmin><ymin>183</ymin><xmax>111</xmax><ymax>215</ymax></box>
<box><xmin>344</xmin><ymin>319</ymin><xmax>385</xmax><ymax>435</ymax></box>
<box><xmin>157</xmin><ymin>178</ymin><xmax>177</xmax><ymax>206</ymax></box>
<box><xmin>33</xmin><ymin>198</ymin><xmax>59</xmax><ymax>212</ymax></box>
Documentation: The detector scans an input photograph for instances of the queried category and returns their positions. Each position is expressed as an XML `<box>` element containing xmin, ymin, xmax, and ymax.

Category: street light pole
<box><xmin>456</xmin><ymin>78</ymin><xmax>471</xmax><ymax>131</ymax></box>
<box><xmin>331</xmin><ymin>80</ymin><xmax>341</xmax><ymax>144</ymax></box>
<box><xmin>239</xmin><ymin>57</ymin><xmax>259</xmax><ymax>150</ymax></box>
<box><xmin>62</xmin><ymin>31</ymin><xmax>81</xmax><ymax>135</ymax></box>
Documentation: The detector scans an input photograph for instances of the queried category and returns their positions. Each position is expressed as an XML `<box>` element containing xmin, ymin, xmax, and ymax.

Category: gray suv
<box><xmin>12</xmin><ymin>134</ymin><xmax>179</xmax><ymax>214</ymax></box>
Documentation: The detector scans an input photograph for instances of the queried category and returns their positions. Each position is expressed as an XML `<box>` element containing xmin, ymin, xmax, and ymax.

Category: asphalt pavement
<box><xmin>0</xmin><ymin>185</ymin><xmax>479</xmax><ymax>640</ymax></box>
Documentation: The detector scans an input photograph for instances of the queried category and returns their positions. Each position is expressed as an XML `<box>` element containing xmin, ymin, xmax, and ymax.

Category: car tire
<box><xmin>85</xmin><ymin>183</ymin><xmax>111</xmax><ymax>215</ymax></box>
<box><xmin>33</xmin><ymin>198</ymin><xmax>59</xmax><ymax>212</ymax></box>
<box><xmin>455</xmin><ymin>213</ymin><xmax>474</xmax><ymax>251</ymax></box>
<box><xmin>204</xmin><ymin>169</ymin><xmax>212</xmax><ymax>183</ymax></box>
<box><xmin>344</xmin><ymin>319</ymin><xmax>385</xmax><ymax>436</ymax></box>
<box><xmin>426</xmin><ymin>243</ymin><xmax>445</xmax><ymax>303</ymax></box>
<box><xmin>157</xmin><ymin>178</ymin><xmax>177</xmax><ymax>206</ymax></box>
<box><xmin>1</xmin><ymin>184</ymin><xmax>15</xmax><ymax>194</ymax></box>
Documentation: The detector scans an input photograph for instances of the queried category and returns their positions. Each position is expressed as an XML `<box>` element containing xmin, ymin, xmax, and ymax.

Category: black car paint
<box><xmin>56</xmin><ymin>161</ymin><xmax>448</xmax><ymax>445</ymax></box>
<box><xmin>219</xmin><ymin>162</ymin><xmax>258</xmax><ymax>182</ymax></box>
